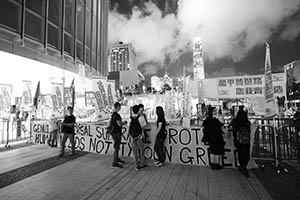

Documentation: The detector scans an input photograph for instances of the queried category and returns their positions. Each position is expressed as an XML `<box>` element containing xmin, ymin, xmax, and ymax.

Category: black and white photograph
<box><xmin>0</xmin><ymin>0</ymin><xmax>300</xmax><ymax>199</ymax></box>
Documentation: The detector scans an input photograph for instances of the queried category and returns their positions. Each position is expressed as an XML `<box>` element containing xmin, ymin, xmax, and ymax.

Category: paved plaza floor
<box><xmin>0</xmin><ymin>145</ymin><xmax>273</xmax><ymax>200</ymax></box>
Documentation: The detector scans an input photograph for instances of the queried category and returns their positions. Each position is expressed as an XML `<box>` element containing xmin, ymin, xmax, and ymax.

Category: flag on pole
<box><xmin>71</xmin><ymin>78</ymin><xmax>75</xmax><ymax>108</ymax></box>
<box><xmin>264</xmin><ymin>43</ymin><xmax>276</xmax><ymax>118</ymax></box>
<box><xmin>33</xmin><ymin>81</ymin><xmax>40</xmax><ymax>109</ymax></box>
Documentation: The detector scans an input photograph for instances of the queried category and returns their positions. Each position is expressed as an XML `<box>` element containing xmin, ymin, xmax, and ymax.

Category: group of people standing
<box><xmin>109</xmin><ymin>102</ymin><xmax>167</xmax><ymax>170</ymax></box>
<box><xmin>57</xmin><ymin>103</ymin><xmax>252</xmax><ymax>177</ymax></box>
<box><xmin>202</xmin><ymin>106</ymin><xmax>251</xmax><ymax>177</ymax></box>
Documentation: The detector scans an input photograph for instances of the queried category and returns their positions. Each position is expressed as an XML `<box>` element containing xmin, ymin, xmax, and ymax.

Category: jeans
<box><xmin>61</xmin><ymin>133</ymin><xmax>75</xmax><ymax>154</ymax></box>
<box><xmin>237</xmin><ymin>142</ymin><xmax>250</xmax><ymax>167</ymax></box>
<box><xmin>112</xmin><ymin>133</ymin><xmax>122</xmax><ymax>164</ymax></box>
<box><xmin>154</xmin><ymin>137</ymin><xmax>166</xmax><ymax>163</ymax></box>
<box><xmin>131</xmin><ymin>137</ymin><xmax>145</xmax><ymax>167</ymax></box>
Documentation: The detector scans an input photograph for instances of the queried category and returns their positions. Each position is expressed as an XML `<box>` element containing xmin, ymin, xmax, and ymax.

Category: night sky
<box><xmin>109</xmin><ymin>0</ymin><xmax>300</xmax><ymax>79</ymax></box>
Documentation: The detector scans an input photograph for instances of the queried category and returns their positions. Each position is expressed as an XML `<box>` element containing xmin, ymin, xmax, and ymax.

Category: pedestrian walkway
<box><xmin>0</xmin><ymin>145</ymin><xmax>273</xmax><ymax>200</ymax></box>
<box><xmin>0</xmin><ymin>145</ymin><xmax>59</xmax><ymax>174</ymax></box>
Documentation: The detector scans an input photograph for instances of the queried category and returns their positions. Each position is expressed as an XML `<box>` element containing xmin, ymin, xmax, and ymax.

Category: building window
<box><xmin>92</xmin><ymin>0</ymin><xmax>97</xmax><ymax>52</ymax></box>
<box><xmin>85</xmin><ymin>0</ymin><xmax>92</xmax><ymax>66</ymax></box>
<box><xmin>64</xmin><ymin>33</ymin><xmax>74</xmax><ymax>56</ymax></box>
<box><xmin>48</xmin><ymin>0</ymin><xmax>62</xmax><ymax>50</ymax></box>
<box><xmin>65</xmin><ymin>0</ymin><xmax>75</xmax><ymax>36</ymax></box>
<box><xmin>92</xmin><ymin>52</ymin><xmax>96</xmax><ymax>69</ymax></box>
<box><xmin>26</xmin><ymin>0</ymin><xmax>45</xmax><ymax>16</ymax></box>
<box><xmin>76</xmin><ymin>0</ymin><xmax>84</xmax><ymax>61</ymax></box>
<box><xmin>76</xmin><ymin>0</ymin><xmax>84</xmax><ymax>42</ymax></box>
<box><xmin>48</xmin><ymin>24</ymin><xmax>61</xmax><ymax>50</ymax></box>
<box><xmin>0</xmin><ymin>0</ymin><xmax>22</xmax><ymax>33</ymax></box>
<box><xmin>76</xmin><ymin>41</ymin><xmax>83</xmax><ymax>61</ymax></box>
<box><xmin>25</xmin><ymin>10</ymin><xmax>44</xmax><ymax>42</ymax></box>
<box><xmin>86</xmin><ymin>48</ymin><xmax>91</xmax><ymax>66</ymax></box>
<box><xmin>49</xmin><ymin>0</ymin><xmax>62</xmax><ymax>25</ymax></box>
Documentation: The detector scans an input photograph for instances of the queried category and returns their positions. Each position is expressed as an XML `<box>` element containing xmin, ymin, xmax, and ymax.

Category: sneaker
<box><xmin>112</xmin><ymin>163</ymin><xmax>123</xmax><ymax>169</ymax></box>
<box><xmin>135</xmin><ymin>166</ymin><xmax>142</xmax><ymax>171</ymax></box>
<box><xmin>117</xmin><ymin>159</ymin><xmax>125</xmax><ymax>163</ymax></box>
<box><xmin>155</xmin><ymin>162</ymin><xmax>164</xmax><ymax>167</ymax></box>
<box><xmin>153</xmin><ymin>161</ymin><xmax>160</xmax><ymax>165</ymax></box>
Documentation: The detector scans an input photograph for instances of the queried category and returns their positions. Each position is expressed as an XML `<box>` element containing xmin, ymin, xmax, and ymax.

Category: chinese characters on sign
<box><xmin>217</xmin><ymin>74</ymin><xmax>285</xmax><ymax>98</ymax></box>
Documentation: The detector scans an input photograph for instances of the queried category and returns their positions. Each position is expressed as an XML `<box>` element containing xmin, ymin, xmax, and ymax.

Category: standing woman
<box><xmin>153</xmin><ymin>106</ymin><xmax>167</xmax><ymax>167</ymax></box>
<box><xmin>202</xmin><ymin>107</ymin><xmax>224</xmax><ymax>170</ymax></box>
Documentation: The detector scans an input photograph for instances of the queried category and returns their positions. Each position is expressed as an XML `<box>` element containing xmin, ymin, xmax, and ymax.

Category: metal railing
<box><xmin>251</xmin><ymin>117</ymin><xmax>300</xmax><ymax>163</ymax></box>
<box><xmin>0</xmin><ymin>118</ymin><xmax>31</xmax><ymax>147</ymax></box>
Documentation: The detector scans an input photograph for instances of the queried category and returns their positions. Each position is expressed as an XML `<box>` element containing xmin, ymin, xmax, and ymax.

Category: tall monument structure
<box><xmin>193</xmin><ymin>37</ymin><xmax>205</xmax><ymax>80</ymax></box>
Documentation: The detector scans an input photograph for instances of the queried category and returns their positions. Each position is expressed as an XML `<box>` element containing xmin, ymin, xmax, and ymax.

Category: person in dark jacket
<box><xmin>202</xmin><ymin>107</ymin><xmax>224</xmax><ymax>170</ymax></box>
<box><xmin>230</xmin><ymin>109</ymin><xmax>251</xmax><ymax>177</ymax></box>
<box><xmin>59</xmin><ymin>106</ymin><xmax>76</xmax><ymax>157</ymax></box>
<box><xmin>110</xmin><ymin>102</ymin><xmax>127</xmax><ymax>168</ymax></box>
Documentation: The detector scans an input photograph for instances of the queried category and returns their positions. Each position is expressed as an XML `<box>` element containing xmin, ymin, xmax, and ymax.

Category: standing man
<box><xmin>111</xmin><ymin>102</ymin><xmax>127</xmax><ymax>168</ymax></box>
<box><xmin>129</xmin><ymin>105</ymin><xmax>145</xmax><ymax>171</ymax></box>
<box><xmin>59</xmin><ymin>106</ymin><xmax>76</xmax><ymax>157</ymax></box>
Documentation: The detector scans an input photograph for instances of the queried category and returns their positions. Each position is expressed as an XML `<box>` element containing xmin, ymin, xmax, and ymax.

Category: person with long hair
<box><xmin>202</xmin><ymin>107</ymin><xmax>224</xmax><ymax>170</ymax></box>
<box><xmin>153</xmin><ymin>106</ymin><xmax>167</xmax><ymax>167</ymax></box>
<box><xmin>230</xmin><ymin>109</ymin><xmax>251</xmax><ymax>177</ymax></box>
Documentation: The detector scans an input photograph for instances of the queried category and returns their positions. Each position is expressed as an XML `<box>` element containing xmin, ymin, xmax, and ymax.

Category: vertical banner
<box><xmin>0</xmin><ymin>84</ymin><xmax>12</xmax><ymax>116</ymax></box>
<box><xmin>33</xmin><ymin>81</ymin><xmax>41</xmax><ymax>110</ymax></box>
<box><xmin>107</xmin><ymin>80</ymin><xmax>116</xmax><ymax>109</ymax></box>
<box><xmin>264</xmin><ymin>43</ymin><xmax>276</xmax><ymax>118</ymax></box>
<box><xmin>64</xmin><ymin>87</ymin><xmax>72</xmax><ymax>110</ymax></box>
<box><xmin>284</xmin><ymin>61</ymin><xmax>297</xmax><ymax>100</ymax></box>
<box><xmin>22</xmin><ymin>80</ymin><xmax>32</xmax><ymax>106</ymax></box>
<box><xmin>51</xmin><ymin>83</ymin><xmax>64</xmax><ymax>117</ymax></box>
<box><xmin>92</xmin><ymin>77</ymin><xmax>108</xmax><ymax>112</ymax></box>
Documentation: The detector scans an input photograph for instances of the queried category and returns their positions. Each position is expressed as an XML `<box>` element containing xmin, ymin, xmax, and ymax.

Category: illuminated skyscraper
<box><xmin>109</xmin><ymin>42</ymin><xmax>137</xmax><ymax>72</ymax></box>
<box><xmin>193</xmin><ymin>37</ymin><xmax>205</xmax><ymax>80</ymax></box>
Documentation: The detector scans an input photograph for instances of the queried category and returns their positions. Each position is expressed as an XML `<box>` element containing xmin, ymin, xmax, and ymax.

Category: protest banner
<box><xmin>22</xmin><ymin>80</ymin><xmax>32</xmax><ymax>106</ymax></box>
<box><xmin>264</xmin><ymin>43</ymin><xmax>276</xmax><ymax>118</ymax></box>
<box><xmin>92</xmin><ymin>77</ymin><xmax>108</xmax><ymax>112</ymax></box>
<box><xmin>0</xmin><ymin>83</ymin><xmax>12</xmax><ymax>117</ymax></box>
<box><xmin>32</xmin><ymin>120</ymin><xmax>240</xmax><ymax>167</ymax></box>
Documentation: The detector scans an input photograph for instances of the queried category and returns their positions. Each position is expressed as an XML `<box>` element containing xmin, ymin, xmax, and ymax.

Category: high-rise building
<box><xmin>0</xmin><ymin>0</ymin><xmax>109</xmax><ymax>115</ymax></box>
<box><xmin>109</xmin><ymin>42</ymin><xmax>137</xmax><ymax>72</ymax></box>
<box><xmin>193</xmin><ymin>37</ymin><xmax>205</xmax><ymax>80</ymax></box>
<box><xmin>0</xmin><ymin>0</ymin><xmax>109</xmax><ymax>77</ymax></box>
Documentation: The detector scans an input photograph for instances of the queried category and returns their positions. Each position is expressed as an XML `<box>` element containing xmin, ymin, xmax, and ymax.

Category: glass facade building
<box><xmin>0</xmin><ymin>0</ymin><xmax>109</xmax><ymax>76</ymax></box>
<box><xmin>109</xmin><ymin>43</ymin><xmax>137</xmax><ymax>72</ymax></box>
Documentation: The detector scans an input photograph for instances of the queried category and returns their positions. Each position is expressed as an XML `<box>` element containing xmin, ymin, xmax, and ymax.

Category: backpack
<box><xmin>129</xmin><ymin>116</ymin><xmax>142</xmax><ymax>138</ymax></box>
<box><xmin>237</xmin><ymin>125</ymin><xmax>250</xmax><ymax>144</ymax></box>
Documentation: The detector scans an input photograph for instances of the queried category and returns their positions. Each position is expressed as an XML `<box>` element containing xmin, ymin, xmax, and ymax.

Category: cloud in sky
<box><xmin>279</xmin><ymin>11</ymin><xmax>300</xmax><ymax>41</ymax></box>
<box><xmin>139</xmin><ymin>62</ymin><xmax>161</xmax><ymax>76</ymax></box>
<box><xmin>206</xmin><ymin>66</ymin><xmax>244</xmax><ymax>78</ymax></box>
<box><xmin>109</xmin><ymin>0</ymin><xmax>300</xmax><ymax>68</ymax></box>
